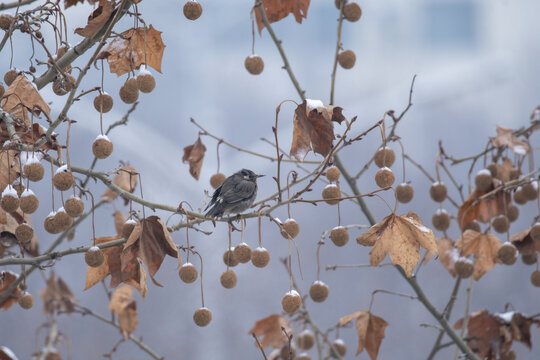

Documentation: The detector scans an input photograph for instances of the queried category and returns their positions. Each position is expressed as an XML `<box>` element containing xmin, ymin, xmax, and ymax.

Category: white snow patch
<box><xmin>284</xmin><ymin>218</ymin><xmax>296</xmax><ymax>223</ymax></box>
<box><xmin>306</xmin><ymin>99</ymin><xmax>324</xmax><ymax>111</ymax></box>
<box><xmin>513</xmin><ymin>145</ymin><xmax>527</xmax><ymax>155</ymax></box>
<box><xmin>495</xmin><ymin>311</ymin><xmax>515</xmax><ymax>323</ymax></box>
<box><xmin>333</xmin><ymin>339</ymin><xmax>345</xmax><ymax>345</ymax></box>
<box><xmin>55</xmin><ymin>165</ymin><xmax>68</xmax><ymax>174</ymax></box>
<box><xmin>286</xmin><ymin>290</ymin><xmax>300</xmax><ymax>297</ymax></box>
<box><xmin>254</xmin><ymin>247</ymin><xmax>267</xmax><ymax>252</ymax></box>
<box><xmin>89</xmin><ymin>246</ymin><xmax>100</xmax><ymax>252</ymax></box>
<box><xmin>57</xmin><ymin>207</ymin><xmax>66</xmax><ymax>213</ymax></box>
<box><xmin>312</xmin><ymin>280</ymin><xmax>326</xmax><ymax>286</ymax></box>
<box><xmin>379</xmin><ymin>166</ymin><xmax>392</xmax><ymax>172</ymax></box>
<box><xmin>125</xmin><ymin>218</ymin><xmax>137</xmax><ymax>225</ymax></box>
<box><xmin>432</xmin><ymin>181</ymin><xmax>444</xmax><ymax>186</ymax></box>
<box><xmin>275</xmin><ymin>218</ymin><xmax>282</xmax><ymax>224</ymax></box>
<box><xmin>47</xmin><ymin>211</ymin><xmax>56</xmax><ymax>218</ymax></box>
<box><xmin>435</xmin><ymin>208</ymin><xmax>448</xmax><ymax>215</ymax></box>
<box><xmin>332</xmin><ymin>225</ymin><xmax>345</xmax><ymax>231</ymax></box>
<box><xmin>181</xmin><ymin>262</ymin><xmax>193</xmax><ymax>268</ymax></box>
<box><xmin>22</xmin><ymin>152</ymin><xmax>42</xmax><ymax>165</ymax></box>
<box><xmin>477</xmin><ymin>169</ymin><xmax>491</xmax><ymax>176</ymax></box>
<box><xmin>324</xmin><ymin>184</ymin><xmax>338</xmax><ymax>189</ymax></box>
<box><xmin>138</xmin><ymin>67</ymin><xmax>151</xmax><ymax>76</ymax></box>
<box><xmin>21</xmin><ymin>189</ymin><xmax>35</xmax><ymax>197</ymax></box>
<box><xmin>457</xmin><ymin>256</ymin><xmax>472</xmax><ymax>264</ymax></box>
<box><xmin>95</xmin><ymin>134</ymin><xmax>110</xmax><ymax>141</ymax></box>
<box><xmin>1</xmin><ymin>185</ymin><xmax>18</xmax><ymax>198</ymax></box>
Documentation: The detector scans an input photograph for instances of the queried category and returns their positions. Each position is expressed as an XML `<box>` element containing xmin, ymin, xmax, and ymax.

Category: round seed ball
<box><xmin>492</xmin><ymin>215</ymin><xmax>509</xmax><ymax>234</ymax></box>
<box><xmin>251</xmin><ymin>247</ymin><xmax>270</xmax><ymax>268</ymax></box>
<box><xmin>326</xmin><ymin>166</ymin><xmax>341</xmax><ymax>182</ymax></box>
<box><xmin>179</xmin><ymin>263</ymin><xmax>198</xmax><ymax>283</ymax></box>
<box><xmin>463</xmin><ymin>220</ymin><xmax>481</xmax><ymax>233</ymax></box>
<box><xmin>0</xmin><ymin>14</ymin><xmax>14</xmax><ymax>30</ymax></box>
<box><xmin>52</xmin><ymin>168</ymin><xmax>74</xmax><ymax>191</ymax></box>
<box><xmin>4</xmin><ymin>69</ymin><xmax>18</xmax><ymax>86</ymax></box>
<box><xmin>331</xmin><ymin>339</ymin><xmax>347</xmax><ymax>358</ymax></box>
<box><xmin>497</xmin><ymin>242</ymin><xmax>517</xmax><ymax>265</ymax></box>
<box><xmin>430</xmin><ymin>182</ymin><xmax>447</xmax><ymax>202</ymax></box>
<box><xmin>220</xmin><ymin>269</ymin><xmax>237</xmax><ymax>289</ymax></box>
<box><xmin>193</xmin><ymin>307</ymin><xmax>212</xmax><ymax>327</ymax></box>
<box><xmin>375</xmin><ymin>167</ymin><xmax>395</xmax><ymax>188</ymax></box>
<box><xmin>322</xmin><ymin>184</ymin><xmax>341</xmax><ymax>205</ymax></box>
<box><xmin>281</xmin><ymin>218</ymin><xmax>300</xmax><ymax>239</ymax></box>
<box><xmin>454</xmin><ymin>258</ymin><xmax>473</xmax><ymax>278</ymax></box>
<box><xmin>119</xmin><ymin>78</ymin><xmax>139</xmax><ymax>104</ymax></box>
<box><xmin>54</xmin><ymin>209</ymin><xmax>73</xmax><ymax>232</ymax></box>
<box><xmin>44</xmin><ymin>212</ymin><xmax>60</xmax><ymax>234</ymax></box>
<box><xmin>93</xmin><ymin>93</ymin><xmax>113</xmax><ymax>113</ymax></box>
<box><xmin>521</xmin><ymin>253</ymin><xmax>538</xmax><ymax>265</ymax></box>
<box><xmin>64</xmin><ymin>196</ymin><xmax>84</xmax><ymax>217</ymax></box>
<box><xmin>330</xmin><ymin>226</ymin><xmax>349</xmax><ymax>247</ymax></box>
<box><xmin>92</xmin><ymin>136</ymin><xmax>114</xmax><ymax>159</ymax></box>
<box><xmin>373</xmin><ymin>147</ymin><xmax>395</xmax><ymax>168</ymax></box>
<box><xmin>18</xmin><ymin>292</ymin><xmax>34</xmax><ymax>309</ymax></box>
<box><xmin>19</xmin><ymin>190</ymin><xmax>39</xmax><ymax>214</ymax></box>
<box><xmin>432</xmin><ymin>210</ymin><xmax>450</xmax><ymax>231</ymax></box>
<box><xmin>487</xmin><ymin>163</ymin><xmax>498</xmax><ymax>177</ymax></box>
<box><xmin>183</xmin><ymin>1</ymin><xmax>203</xmax><ymax>20</ymax></box>
<box><xmin>337</xmin><ymin>50</ymin><xmax>356</xmax><ymax>69</ymax></box>
<box><xmin>136</xmin><ymin>73</ymin><xmax>156</xmax><ymax>93</ymax></box>
<box><xmin>15</xmin><ymin>223</ymin><xmax>34</xmax><ymax>244</ymax></box>
<box><xmin>396</xmin><ymin>183</ymin><xmax>414</xmax><ymax>203</ymax></box>
<box><xmin>506</xmin><ymin>205</ymin><xmax>519</xmax><ymax>223</ymax></box>
<box><xmin>334</xmin><ymin>0</ymin><xmax>347</xmax><ymax>10</ymax></box>
<box><xmin>223</xmin><ymin>248</ymin><xmax>238</xmax><ymax>267</ymax></box>
<box><xmin>297</xmin><ymin>353</ymin><xmax>312</xmax><ymax>360</ymax></box>
<box><xmin>210</xmin><ymin>173</ymin><xmax>226</xmax><ymax>189</ymax></box>
<box><xmin>280</xmin><ymin>344</ymin><xmax>297</xmax><ymax>360</ymax></box>
<box><xmin>309</xmin><ymin>281</ymin><xmax>329</xmax><ymax>303</ymax></box>
<box><xmin>531</xmin><ymin>270</ymin><xmax>540</xmax><ymax>287</ymax></box>
<box><xmin>475</xmin><ymin>169</ymin><xmax>493</xmax><ymax>192</ymax></box>
<box><xmin>1</xmin><ymin>193</ymin><xmax>19</xmax><ymax>213</ymax></box>
<box><xmin>513</xmin><ymin>187</ymin><xmax>527</xmax><ymax>205</ymax></box>
<box><xmin>297</xmin><ymin>329</ymin><xmax>315</xmax><ymax>351</ymax></box>
<box><xmin>343</xmin><ymin>2</ymin><xmax>362</xmax><ymax>22</ymax></box>
<box><xmin>233</xmin><ymin>242</ymin><xmax>252</xmax><ymax>263</ymax></box>
<box><xmin>85</xmin><ymin>246</ymin><xmax>105</xmax><ymax>267</ymax></box>
<box><xmin>522</xmin><ymin>181</ymin><xmax>538</xmax><ymax>201</ymax></box>
<box><xmin>24</xmin><ymin>162</ymin><xmax>44</xmax><ymax>182</ymax></box>
<box><xmin>282</xmin><ymin>290</ymin><xmax>302</xmax><ymax>314</ymax></box>
<box><xmin>122</xmin><ymin>219</ymin><xmax>137</xmax><ymax>240</ymax></box>
<box><xmin>244</xmin><ymin>55</ymin><xmax>264</xmax><ymax>75</ymax></box>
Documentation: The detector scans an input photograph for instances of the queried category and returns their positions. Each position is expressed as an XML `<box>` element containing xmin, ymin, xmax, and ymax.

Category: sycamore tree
<box><xmin>0</xmin><ymin>1</ymin><xmax>539</xmax><ymax>359</ymax></box>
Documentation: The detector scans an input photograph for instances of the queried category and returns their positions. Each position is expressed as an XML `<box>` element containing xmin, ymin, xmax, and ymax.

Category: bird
<box><xmin>205</xmin><ymin>169</ymin><xmax>263</xmax><ymax>218</ymax></box>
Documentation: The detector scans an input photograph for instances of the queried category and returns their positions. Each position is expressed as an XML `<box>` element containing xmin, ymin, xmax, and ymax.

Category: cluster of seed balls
<box><xmin>320</xmin><ymin>166</ymin><xmax>350</xmax><ymax>247</ymax></box>
<box><xmin>275</xmin><ymin>329</ymin><xmax>347</xmax><ymax>360</ymax></box>
<box><xmin>336</xmin><ymin>0</ymin><xmax>362</xmax><ymax>71</ymax></box>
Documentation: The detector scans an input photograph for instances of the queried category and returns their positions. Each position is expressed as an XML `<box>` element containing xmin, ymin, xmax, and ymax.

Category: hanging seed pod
<box><xmin>244</xmin><ymin>55</ymin><xmax>264</xmax><ymax>75</ymax></box>
<box><xmin>52</xmin><ymin>165</ymin><xmax>74</xmax><ymax>191</ymax></box>
<box><xmin>251</xmin><ymin>247</ymin><xmax>270</xmax><ymax>268</ymax></box>
<box><xmin>85</xmin><ymin>246</ymin><xmax>105</xmax><ymax>267</ymax></box>
<box><xmin>64</xmin><ymin>196</ymin><xmax>84</xmax><ymax>217</ymax></box>
<box><xmin>183</xmin><ymin>1</ymin><xmax>203</xmax><ymax>20</ymax></box>
<box><xmin>93</xmin><ymin>92</ymin><xmax>113</xmax><ymax>113</ymax></box>
<box><xmin>193</xmin><ymin>307</ymin><xmax>212</xmax><ymax>327</ymax></box>
<box><xmin>1</xmin><ymin>185</ymin><xmax>20</xmax><ymax>213</ymax></box>
<box><xmin>92</xmin><ymin>135</ymin><xmax>114</xmax><ymax>159</ymax></box>
<box><xmin>19</xmin><ymin>189</ymin><xmax>39</xmax><ymax>214</ymax></box>
<box><xmin>281</xmin><ymin>290</ymin><xmax>302</xmax><ymax>314</ymax></box>
<box><xmin>136</xmin><ymin>68</ymin><xmax>156</xmax><ymax>93</ymax></box>
<box><xmin>23</xmin><ymin>155</ymin><xmax>44</xmax><ymax>182</ymax></box>
<box><xmin>179</xmin><ymin>263</ymin><xmax>198</xmax><ymax>283</ymax></box>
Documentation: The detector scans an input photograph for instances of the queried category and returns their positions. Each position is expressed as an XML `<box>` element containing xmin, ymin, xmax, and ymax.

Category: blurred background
<box><xmin>1</xmin><ymin>0</ymin><xmax>540</xmax><ymax>358</ymax></box>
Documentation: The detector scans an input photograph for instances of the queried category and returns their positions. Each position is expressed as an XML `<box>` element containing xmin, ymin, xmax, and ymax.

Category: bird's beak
<box><xmin>256</xmin><ymin>174</ymin><xmax>265</xmax><ymax>178</ymax></box>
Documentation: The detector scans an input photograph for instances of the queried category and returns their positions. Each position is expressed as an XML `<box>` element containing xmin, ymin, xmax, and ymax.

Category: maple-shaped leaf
<box><xmin>102</xmin><ymin>165</ymin><xmax>138</xmax><ymax>203</ymax></box>
<box><xmin>102</xmin><ymin>25</ymin><xmax>165</xmax><ymax>76</ymax></box>
<box><xmin>39</xmin><ymin>271</ymin><xmax>77</xmax><ymax>315</ymax></box>
<box><xmin>74</xmin><ymin>0</ymin><xmax>114</xmax><ymax>38</ymax></box>
<box><xmin>249</xmin><ymin>314</ymin><xmax>290</xmax><ymax>349</ymax></box>
<box><xmin>114</xmin><ymin>211</ymin><xmax>127</xmax><ymax>237</ymax></box>
<box><xmin>109</xmin><ymin>285</ymin><xmax>138</xmax><ymax>338</ymax></box>
<box><xmin>0</xmin><ymin>347</ymin><xmax>18</xmax><ymax>360</ymax></box>
<box><xmin>456</xmin><ymin>230</ymin><xmax>502</xmax><ymax>280</ymax></box>
<box><xmin>290</xmin><ymin>100</ymin><xmax>345</xmax><ymax>162</ymax></box>
<box><xmin>254</xmin><ymin>0</ymin><xmax>311</xmax><ymax>34</ymax></box>
<box><xmin>339</xmin><ymin>310</ymin><xmax>388</xmax><ymax>359</ymax></box>
<box><xmin>1</xmin><ymin>75</ymin><xmax>50</xmax><ymax>126</ymax></box>
<box><xmin>509</xmin><ymin>227</ymin><xmax>540</xmax><ymax>255</ymax></box>
<box><xmin>491</xmin><ymin>125</ymin><xmax>530</xmax><ymax>155</ymax></box>
<box><xmin>84</xmin><ymin>235</ymin><xmax>148</xmax><ymax>298</ymax></box>
<box><xmin>457</xmin><ymin>188</ymin><xmax>510</xmax><ymax>230</ymax></box>
<box><xmin>122</xmin><ymin>216</ymin><xmax>180</xmax><ymax>282</ymax></box>
<box><xmin>357</xmin><ymin>212</ymin><xmax>437</xmax><ymax>277</ymax></box>
<box><xmin>495</xmin><ymin>311</ymin><xmax>540</xmax><ymax>349</ymax></box>
<box><xmin>455</xmin><ymin>309</ymin><xmax>504</xmax><ymax>359</ymax></box>
<box><xmin>182</xmin><ymin>137</ymin><xmax>206</xmax><ymax>180</ymax></box>
<box><xmin>0</xmin><ymin>271</ymin><xmax>21</xmax><ymax>310</ymax></box>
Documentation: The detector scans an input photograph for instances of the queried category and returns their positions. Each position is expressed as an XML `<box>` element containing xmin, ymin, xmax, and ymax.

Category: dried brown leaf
<box><xmin>456</xmin><ymin>230</ymin><xmax>502</xmax><ymax>280</ymax></box>
<box><xmin>249</xmin><ymin>314</ymin><xmax>290</xmax><ymax>349</ymax></box>
<box><xmin>1</xmin><ymin>75</ymin><xmax>50</xmax><ymax>126</ymax></box>
<box><xmin>457</xmin><ymin>189</ymin><xmax>510</xmax><ymax>230</ymax></box>
<box><xmin>509</xmin><ymin>227</ymin><xmax>540</xmax><ymax>255</ymax></box>
<box><xmin>0</xmin><ymin>271</ymin><xmax>21</xmax><ymax>310</ymax></box>
<box><xmin>102</xmin><ymin>165</ymin><xmax>138</xmax><ymax>202</ymax></box>
<box><xmin>455</xmin><ymin>309</ymin><xmax>502</xmax><ymax>359</ymax></box>
<box><xmin>39</xmin><ymin>271</ymin><xmax>77</xmax><ymax>315</ymax></box>
<box><xmin>435</xmin><ymin>237</ymin><xmax>457</xmax><ymax>277</ymax></box>
<box><xmin>103</xmin><ymin>25</ymin><xmax>165</xmax><ymax>76</ymax></box>
<box><xmin>182</xmin><ymin>137</ymin><xmax>206</xmax><ymax>180</ymax></box>
<box><xmin>496</xmin><ymin>158</ymin><xmax>514</xmax><ymax>182</ymax></box>
<box><xmin>357</xmin><ymin>213</ymin><xmax>436</xmax><ymax>277</ymax></box>
<box><xmin>109</xmin><ymin>285</ymin><xmax>138</xmax><ymax>338</ymax></box>
<box><xmin>290</xmin><ymin>100</ymin><xmax>345</xmax><ymax>162</ymax></box>
<box><xmin>74</xmin><ymin>0</ymin><xmax>114</xmax><ymax>38</ymax></box>
<box><xmin>491</xmin><ymin>125</ymin><xmax>530</xmax><ymax>155</ymax></box>
<box><xmin>339</xmin><ymin>310</ymin><xmax>388</xmax><ymax>359</ymax></box>
<box><xmin>254</xmin><ymin>0</ymin><xmax>311</xmax><ymax>33</ymax></box>
<box><xmin>114</xmin><ymin>211</ymin><xmax>127</xmax><ymax>237</ymax></box>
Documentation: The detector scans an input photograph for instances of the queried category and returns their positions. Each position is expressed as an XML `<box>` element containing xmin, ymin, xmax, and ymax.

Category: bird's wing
<box><xmin>220</xmin><ymin>179</ymin><xmax>256</xmax><ymax>204</ymax></box>
<box><xmin>204</xmin><ymin>184</ymin><xmax>222</xmax><ymax>211</ymax></box>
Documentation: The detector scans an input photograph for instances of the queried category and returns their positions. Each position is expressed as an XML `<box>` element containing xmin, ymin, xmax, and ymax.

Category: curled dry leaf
<box><xmin>456</xmin><ymin>230</ymin><xmax>502</xmax><ymax>280</ymax></box>
<box><xmin>495</xmin><ymin>158</ymin><xmax>514</xmax><ymax>182</ymax></box>
<box><xmin>39</xmin><ymin>271</ymin><xmax>77</xmax><ymax>315</ymax></box>
<box><xmin>102</xmin><ymin>165</ymin><xmax>138</xmax><ymax>203</ymax></box>
<box><xmin>491</xmin><ymin>125</ymin><xmax>530</xmax><ymax>155</ymax></box>
<box><xmin>0</xmin><ymin>271</ymin><xmax>21</xmax><ymax>310</ymax></box>
<box><xmin>102</xmin><ymin>25</ymin><xmax>165</xmax><ymax>76</ymax></box>
<box><xmin>249</xmin><ymin>314</ymin><xmax>290</xmax><ymax>349</ymax></box>
<box><xmin>339</xmin><ymin>310</ymin><xmax>388</xmax><ymax>359</ymax></box>
<box><xmin>109</xmin><ymin>285</ymin><xmax>138</xmax><ymax>338</ymax></box>
<box><xmin>122</xmin><ymin>216</ymin><xmax>180</xmax><ymax>284</ymax></box>
<box><xmin>290</xmin><ymin>100</ymin><xmax>345</xmax><ymax>162</ymax></box>
<box><xmin>457</xmin><ymin>188</ymin><xmax>510</xmax><ymax>230</ymax></box>
<box><xmin>113</xmin><ymin>211</ymin><xmax>127</xmax><ymax>237</ymax></box>
<box><xmin>356</xmin><ymin>212</ymin><xmax>436</xmax><ymax>277</ymax></box>
<box><xmin>254</xmin><ymin>0</ymin><xmax>311</xmax><ymax>33</ymax></box>
<box><xmin>435</xmin><ymin>237</ymin><xmax>457</xmax><ymax>277</ymax></box>
<box><xmin>84</xmin><ymin>235</ymin><xmax>148</xmax><ymax>298</ymax></box>
<box><xmin>74</xmin><ymin>0</ymin><xmax>114</xmax><ymax>38</ymax></box>
<box><xmin>1</xmin><ymin>75</ymin><xmax>51</xmax><ymax>125</ymax></box>
<box><xmin>182</xmin><ymin>137</ymin><xmax>206</xmax><ymax>180</ymax></box>
<box><xmin>509</xmin><ymin>227</ymin><xmax>540</xmax><ymax>255</ymax></box>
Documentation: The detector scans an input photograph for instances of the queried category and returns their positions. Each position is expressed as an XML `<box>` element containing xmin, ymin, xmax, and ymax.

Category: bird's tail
<box><xmin>205</xmin><ymin>204</ymin><xmax>223</xmax><ymax>218</ymax></box>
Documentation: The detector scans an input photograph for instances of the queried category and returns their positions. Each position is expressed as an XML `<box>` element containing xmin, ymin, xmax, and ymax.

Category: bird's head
<box><xmin>238</xmin><ymin>169</ymin><xmax>264</xmax><ymax>182</ymax></box>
